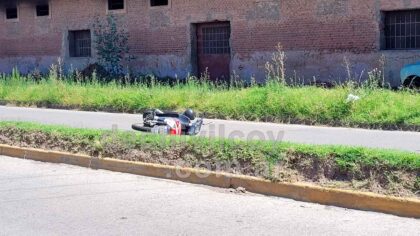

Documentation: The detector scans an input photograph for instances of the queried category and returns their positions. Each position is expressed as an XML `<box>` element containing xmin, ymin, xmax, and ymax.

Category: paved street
<box><xmin>0</xmin><ymin>106</ymin><xmax>419</xmax><ymax>152</ymax></box>
<box><xmin>0</xmin><ymin>155</ymin><xmax>419</xmax><ymax>236</ymax></box>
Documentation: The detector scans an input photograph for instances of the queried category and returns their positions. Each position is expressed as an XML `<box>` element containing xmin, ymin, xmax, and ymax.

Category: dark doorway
<box><xmin>196</xmin><ymin>22</ymin><xmax>231</xmax><ymax>81</ymax></box>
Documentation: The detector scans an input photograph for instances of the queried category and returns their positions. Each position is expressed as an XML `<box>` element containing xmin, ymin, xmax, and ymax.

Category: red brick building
<box><xmin>1</xmin><ymin>0</ymin><xmax>420</xmax><ymax>86</ymax></box>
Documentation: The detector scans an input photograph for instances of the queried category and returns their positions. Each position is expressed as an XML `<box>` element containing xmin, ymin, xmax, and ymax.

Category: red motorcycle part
<box><xmin>169</xmin><ymin>120</ymin><xmax>182</xmax><ymax>135</ymax></box>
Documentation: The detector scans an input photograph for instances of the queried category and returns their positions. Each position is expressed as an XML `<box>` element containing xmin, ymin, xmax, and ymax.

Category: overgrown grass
<box><xmin>0</xmin><ymin>121</ymin><xmax>418</xmax><ymax>171</ymax></box>
<box><xmin>0</xmin><ymin>73</ymin><xmax>419</xmax><ymax>130</ymax></box>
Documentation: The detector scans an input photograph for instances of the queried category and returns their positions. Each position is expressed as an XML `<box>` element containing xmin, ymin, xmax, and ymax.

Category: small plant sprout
<box><xmin>365</xmin><ymin>68</ymin><xmax>382</xmax><ymax>89</ymax></box>
<box><xmin>265</xmin><ymin>42</ymin><xmax>286</xmax><ymax>84</ymax></box>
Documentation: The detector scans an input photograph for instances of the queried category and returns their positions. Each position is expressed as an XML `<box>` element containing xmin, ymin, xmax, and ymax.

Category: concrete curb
<box><xmin>1</xmin><ymin>144</ymin><xmax>419</xmax><ymax>218</ymax></box>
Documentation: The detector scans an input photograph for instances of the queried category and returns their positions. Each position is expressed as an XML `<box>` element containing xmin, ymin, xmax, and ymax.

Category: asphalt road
<box><xmin>1</xmin><ymin>106</ymin><xmax>419</xmax><ymax>152</ymax></box>
<box><xmin>0</xmin><ymin>155</ymin><xmax>419</xmax><ymax>236</ymax></box>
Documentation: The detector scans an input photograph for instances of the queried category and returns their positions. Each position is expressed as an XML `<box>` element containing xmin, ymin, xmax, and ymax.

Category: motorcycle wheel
<box><xmin>132</xmin><ymin>124</ymin><xmax>152</xmax><ymax>132</ymax></box>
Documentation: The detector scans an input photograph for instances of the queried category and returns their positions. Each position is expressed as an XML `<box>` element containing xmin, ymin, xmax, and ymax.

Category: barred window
<box><xmin>384</xmin><ymin>10</ymin><xmax>420</xmax><ymax>50</ymax></box>
<box><xmin>202</xmin><ymin>26</ymin><xmax>231</xmax><ymax>54</ymax></box>
<box><xmin>69</xmin><ymin>30</ymin><xmax>91</xmax><ymax>57</ymax></box>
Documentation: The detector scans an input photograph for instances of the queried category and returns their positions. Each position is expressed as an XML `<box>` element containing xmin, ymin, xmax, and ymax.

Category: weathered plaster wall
<box><xmin>0</xmin><ymin>0</ymin><xmax>420</xmax><ymax>86</ymax></box>
<box><xmin>232</xmin><ymin>51</ymin><xmax>420</xmax><ymax>86</ymax></box>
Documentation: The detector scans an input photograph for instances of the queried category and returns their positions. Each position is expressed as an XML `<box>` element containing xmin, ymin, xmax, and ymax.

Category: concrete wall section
<box><xmin>232</xmin><ymin>50</ymin><xmax>420</xmax><ymax>86</ymax></box>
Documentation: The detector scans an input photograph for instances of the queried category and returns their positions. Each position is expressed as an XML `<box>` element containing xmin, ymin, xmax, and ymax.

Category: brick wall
<box><xmin>1</xmin><ymin>0</ymin><xmax>420</xmax><ymax>85</ymax></box>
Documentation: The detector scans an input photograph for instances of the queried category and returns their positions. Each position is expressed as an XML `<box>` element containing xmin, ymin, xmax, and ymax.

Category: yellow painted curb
<box><xmin>1</xmin><ymin>144</ymin><xmax>419</xmax><ymax>218</ymax></box>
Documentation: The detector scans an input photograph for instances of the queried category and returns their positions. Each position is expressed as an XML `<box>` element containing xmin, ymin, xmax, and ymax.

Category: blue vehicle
<box><xmin>400</xmin><ymin>62</ymin><xmax>420</xmax><ymax>88</ymax></box>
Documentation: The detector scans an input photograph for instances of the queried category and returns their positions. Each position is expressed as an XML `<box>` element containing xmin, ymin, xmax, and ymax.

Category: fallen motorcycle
<box><xmin>132</xmin><ymin>109</ymin><xmax>203</xmax><ymax>136</ymax></box>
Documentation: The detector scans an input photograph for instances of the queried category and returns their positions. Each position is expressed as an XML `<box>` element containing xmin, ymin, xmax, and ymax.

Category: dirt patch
<box><xmin>275</xmin><ymin>151</ymin><xmax>419</xmax><ymax>198</ymax></box>
<box><xmin>0</xmin><ymin>127</ymin><xmax>418</xmax><ymax>198</ymax></box>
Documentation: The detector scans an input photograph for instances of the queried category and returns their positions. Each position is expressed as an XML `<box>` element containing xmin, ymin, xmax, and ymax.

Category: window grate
<box><xmin>384</xmin><ymin>10</ymin><xmax>420</xmax><ymax>50</ymax></box>
<box><xmin>202</xmin><ymin>26</ymin><xmax>230</xmax><ymax>54</ymax></box>
<box><xmin>75</xmin><ymin>37</ymin><xmax>91</xmax><ymax>57</ymax></box>
<box><xmin>69</xmin><ymin>30</ymin><xmax>91</xmax><ymax>57</ymax></box>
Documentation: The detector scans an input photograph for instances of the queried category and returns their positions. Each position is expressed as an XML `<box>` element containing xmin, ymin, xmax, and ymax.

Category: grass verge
<box><xmin>0</xmin><ymin>76</ymin><xmax>419</xmax><ymax>131</ymax></box>
<box><xmin>0</xmin><ymin>121</ymin><xmax>418</xmax><ymax>198</ymax></box>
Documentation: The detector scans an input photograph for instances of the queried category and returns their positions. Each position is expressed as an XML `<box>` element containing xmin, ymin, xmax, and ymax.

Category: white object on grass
<box><xmin>346</xmin><ymin>94</ymin><xmax>360</xmax><ymax>103</ymax></box>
